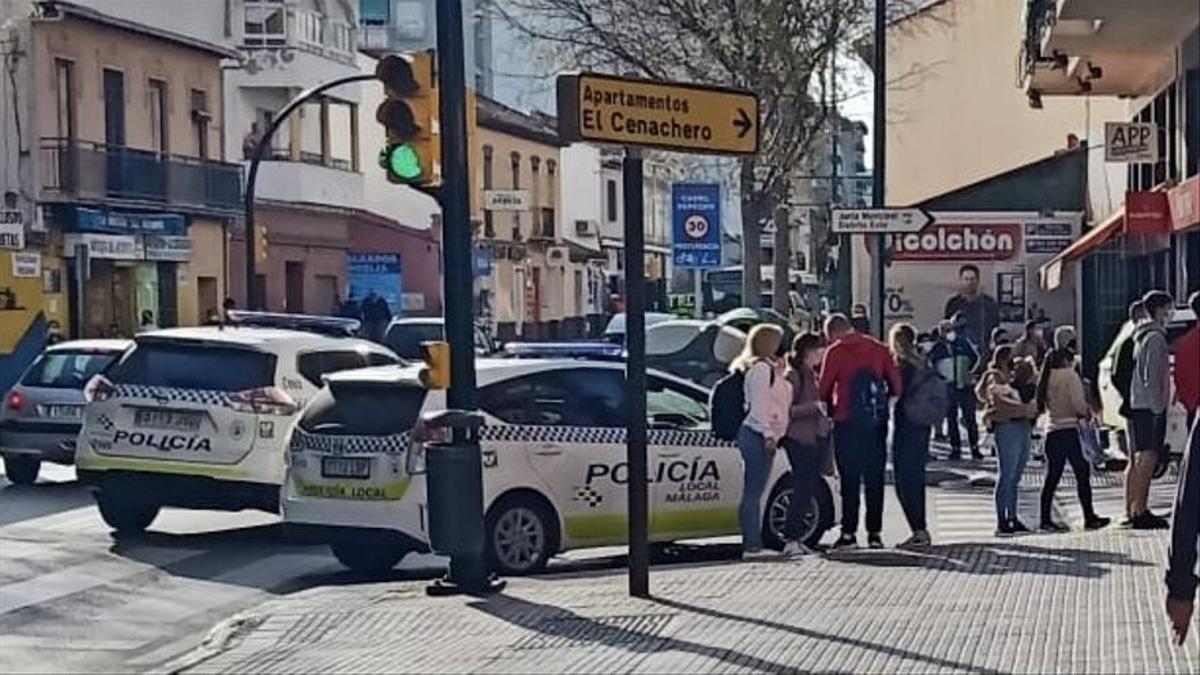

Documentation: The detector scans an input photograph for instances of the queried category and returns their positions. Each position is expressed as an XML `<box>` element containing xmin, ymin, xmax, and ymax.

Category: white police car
<box><xmin>282</xmin><ymin>359</ymin><xmax>837</xmax><ymax>575</ymax></box>
<box><xmin>76</xmin><ymin>324</ymin><xmax>399</xmax><ymax>534</ymax></box>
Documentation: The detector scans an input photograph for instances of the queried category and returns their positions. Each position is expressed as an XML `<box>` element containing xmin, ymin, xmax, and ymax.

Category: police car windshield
<box><xmin>110</xmin><ymin>343</ymin><xmax>276</xmax><ymax>392</ymax></box>
<box><xmin>22</xmin><ymin>350</ymin><xmax>121</xmax><ymax>389</ymax></box>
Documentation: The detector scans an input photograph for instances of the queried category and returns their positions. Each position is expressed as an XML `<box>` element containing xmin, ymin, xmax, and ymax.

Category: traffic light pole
<box><xmin>871</xmin><ymin>0</ymin><xmax>887</xmax><ymax>339</ymax></box>
<box><xmin>244</xmin><ymin>73</ymin><xmax>376</xmax><ymax>310</ymax></box>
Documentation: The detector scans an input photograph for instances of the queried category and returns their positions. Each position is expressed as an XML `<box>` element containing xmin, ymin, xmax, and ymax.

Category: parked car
<box><xmin>383</xmin><ymin>318</ymin><xmax>496</xmax><ymax>360</ymax></box>
<box><xmin>647</xmin><ymin>319</ymin><xmax>746</xmax><ymax>387</ymax></box>
<box><xmin>716</xmin><ymin>307</ymin><xmax>798</xmax><ymax>355</ymax></box>
<box><xmin>1</xmin><ymin>339</ymin><xmax>131</xmax><ymax>484</ymax></box>
<box><xmin>601</xmin><ymin>312</ymin><xmax>673</xmax><ymax>343</ymax></box>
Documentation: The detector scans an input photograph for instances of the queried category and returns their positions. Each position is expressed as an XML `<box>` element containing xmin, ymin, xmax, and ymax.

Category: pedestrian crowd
<box><xmin>726</xmin><ymin>287</ymin><xmax>1199</xmax><ymax>560</ymax></box>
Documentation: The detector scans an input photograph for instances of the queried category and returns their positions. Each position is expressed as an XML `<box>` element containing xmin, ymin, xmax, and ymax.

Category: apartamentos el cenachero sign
<box><xmin>557</xmin><ymin>72</ymin><xmax>759</xmax><ymax>155</ymax></box>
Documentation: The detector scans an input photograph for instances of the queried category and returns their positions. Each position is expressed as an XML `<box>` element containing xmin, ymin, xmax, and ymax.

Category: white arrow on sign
<box><xmin>831</xmin><ymin>208</ymin><xmax>934</xmax><ymax>234</ymax></box>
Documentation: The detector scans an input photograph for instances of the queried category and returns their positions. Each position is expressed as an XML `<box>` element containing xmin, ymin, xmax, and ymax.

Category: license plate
<box><xmin>43</xmin><ymin>404</ymin><xmax>82</xmax><ymax>419</ymax></box>
<box><xmin>134</xmin><ymin>408</ymin><xmax>203</xmax><ymax>432</ymax></box>
<box><xmin>321</xmin><ymin>456</ymin><xmax>371</xmax><ymax>479</ymax></box>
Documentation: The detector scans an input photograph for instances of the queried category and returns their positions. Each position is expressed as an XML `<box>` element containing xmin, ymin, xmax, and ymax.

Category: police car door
<box><xmin>646</xmin><ymin>375</ymin><xmax>739</xmax><ymax>540</ymax></box>
<box><xmin>477</xmin><ymin>367</ymin><xmax>628</xmax><ymax>547</ymax></box>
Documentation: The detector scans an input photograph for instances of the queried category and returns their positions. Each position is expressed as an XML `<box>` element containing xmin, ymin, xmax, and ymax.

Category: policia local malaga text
<box><xmin>581</xmin><ymin>84</ymin><xmax>715</xmax><ymax>142</ymax></box>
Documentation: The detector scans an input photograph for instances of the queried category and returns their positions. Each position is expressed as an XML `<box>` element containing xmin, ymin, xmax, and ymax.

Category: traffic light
<box><xmin>255</xmin><ymin>223</ymin><xmax>268</xmax><ymax>263</ymax></box>
<box><xmin>376</xmin><ymin>52</ymin><xmax>440</xmax><ymax>186</ymax></box>
<box><xmin>418</xmin><ymin>340</ymin><xmax>451</xmax><ymax>389</ymax></box>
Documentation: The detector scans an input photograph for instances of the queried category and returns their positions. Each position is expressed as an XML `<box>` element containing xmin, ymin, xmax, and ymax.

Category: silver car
<box><xmin>1</xmin><ymin>339</ymin><xmax>130</xmax><ymax>485</ymax></box>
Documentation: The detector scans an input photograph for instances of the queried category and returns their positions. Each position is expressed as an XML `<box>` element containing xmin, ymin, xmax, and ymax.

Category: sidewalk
<box><xmin>170</xmin><ymin>525</ymin><xmax>1197</xmax><ymax>674</ymax></box>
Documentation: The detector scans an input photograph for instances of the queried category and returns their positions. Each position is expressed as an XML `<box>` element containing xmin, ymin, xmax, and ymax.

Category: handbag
<box><xmin>1077</xmin><ymin>418</ymin><xmax>1104</xmax><ymax>468</ymax></box>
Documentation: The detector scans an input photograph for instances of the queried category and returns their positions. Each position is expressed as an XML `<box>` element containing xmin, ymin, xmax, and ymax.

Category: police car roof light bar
<box><xmin>224</xmin><ymin>310</ymin><xmax>362</xmax><ymax>337</ymax></box>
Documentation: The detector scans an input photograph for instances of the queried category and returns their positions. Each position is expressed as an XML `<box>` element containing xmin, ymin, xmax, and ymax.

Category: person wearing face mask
<box><xmin>930</xmin><ymin>315</ymin><xmax>981</xmax><ymax>460</ymax></box>
<box><xmin>1012</xmin><ymin>319</ymin><xmax>1048</xmax><ymax>364</ymax></box>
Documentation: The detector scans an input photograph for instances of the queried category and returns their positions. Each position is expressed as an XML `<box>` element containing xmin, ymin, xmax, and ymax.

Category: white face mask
<box><xmin>946</xmin><ymin>331</ymin><xmax>957</xmax><ymax>342</ymax></box>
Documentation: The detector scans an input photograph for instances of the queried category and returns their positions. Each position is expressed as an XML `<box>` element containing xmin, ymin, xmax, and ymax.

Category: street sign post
<box><xmin>557</xmin><ymin>73</ymin><xmax>760</xmax><ymax>155</ymax></box>
<box><xmin>831</xmin><ymin>208</ymin><xmax>934</xmax><ymax>234</ymax></box>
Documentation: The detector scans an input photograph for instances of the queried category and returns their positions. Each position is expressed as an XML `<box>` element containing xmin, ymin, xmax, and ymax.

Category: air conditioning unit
<box><xmin>546</xmin><ymin>246</ymin><xmax>568</xmax><ymax>267</ymax></box>
<box><xmin>574</xmin><ymin>220</ymin><xmax>596</xmax><ymax>236</ymax></box>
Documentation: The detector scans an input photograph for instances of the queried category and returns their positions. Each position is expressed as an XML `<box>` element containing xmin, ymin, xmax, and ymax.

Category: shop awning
<box><xmin>1039</xmin><ymin>208</ymin><xmax>1125</xmax><ymax>290</ymax></box>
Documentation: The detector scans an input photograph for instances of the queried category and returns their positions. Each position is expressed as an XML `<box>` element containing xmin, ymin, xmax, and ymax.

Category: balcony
<box><xmin>251</xmin><ymin>158</ymin><xmax>363</xmax><ymax>212</ymax></box>
<box><xmin>40</xmin><ymin>139</ymin><xmax>242</xmax><ymax>214</ymax></box>
<box><xmin>1019</xmin><ymin>0</ymin><xmax>1197</xmax><ymax>100</ymax></box>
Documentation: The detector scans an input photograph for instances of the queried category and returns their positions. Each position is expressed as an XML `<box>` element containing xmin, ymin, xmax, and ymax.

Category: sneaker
<box><xmin>898</xmin><ymin>531</ymin><xmax>932</xmax><ymax>549</ymax></box>
<box><xmin>782</xmin><ymin>541</ymin><xmax>813</xmax><ymax>557</ymax></box>
<box><xmin>1040</xmin><ymin>520</ymin><xmax>1069</xmax><ymax>533</ymax></box>
<box><xmin>1011</xmin><ymin>519</ymin><xmax>1032</xmax><ymax>533</ymax></box>
<box><xmin>1131</xmin><ymin>513</ymin><xmax>1170</xmax><ymax>530</ymax></box>
<box><xmin>1084</xmin><ymin>515</ymin><xmax>1112</xmax><ymax>531</ymax></box>
<box><xmin>867</xmin><ymin>533</ymin><xmax>884</xmax><ymax>549</ymax></box>
<box><xmin>742</xmin><ymin>548</ymin><xmax>777</xmax><ymax>561</ymax></box>
<box><xmin>831</xmin><ymin>533</ymin><xmax>858</xmax><ymax>550</ymax></box>
<box><xmin>996</xmin><ymin>521</ymin><xmax>1016</xmax><ymax>537</ymax></box>
<box><xmin>1120</xmin><ymin>516</ymin><xmax>1136</xmax><ymax>528</ymax></box>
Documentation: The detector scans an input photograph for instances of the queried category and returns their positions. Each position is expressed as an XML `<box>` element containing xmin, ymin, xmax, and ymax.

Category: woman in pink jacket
<box><xmin>733</xmin><ymin>324</ymin><xmax>791</xmax><ymax>560</ymax></box>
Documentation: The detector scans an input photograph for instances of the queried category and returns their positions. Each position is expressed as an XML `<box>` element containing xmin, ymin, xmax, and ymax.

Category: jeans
<box><xmin>993</xmin><ymin>419</ymin><xmax>1032</xmax><ymax>524</ymax></box>
<box><xmin>1041</xmin><ymin>428</ymin><xmax>1097</xmax><ymax>523</ymax></box>
<box><xmin>891</xmin><ymin>418</ymin><xmax>930</xmax><ymax>533</ymax></box>
<box><xmin>947</xmin><ymin>387</ymin><xmax>980</xmax><ymax>456</ymax></box>
<box><xmin>779</xmin><ymin>438</ymin><xmax>822</xmax><ymax>542</ymax></box>
<box><xmin>834</xmin><ymin>422</ymin><xmax>887</xmax><ymax>536</ymax></box>
<box><xmin>736</xmin><ymin>425</ymin><xmax>771</xmax><ymax>551</ymax></box>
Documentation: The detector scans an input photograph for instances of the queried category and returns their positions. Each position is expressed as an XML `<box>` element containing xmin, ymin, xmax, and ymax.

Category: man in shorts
<box><xmin>1127</xmin><ymin>290</ymin><xmax>1174</xmax><ymax>530</ymax></box>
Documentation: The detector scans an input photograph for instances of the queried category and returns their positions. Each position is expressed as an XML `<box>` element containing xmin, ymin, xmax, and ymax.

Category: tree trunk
<box><xmin>772</xmin><ymin>205</ymin><xmax>790</xmax><ymax>316</ymax></box>
<box><xmin>739</xmin><ymin>158</ymin><xmax>761</xmax><ymax>308</ymax></box>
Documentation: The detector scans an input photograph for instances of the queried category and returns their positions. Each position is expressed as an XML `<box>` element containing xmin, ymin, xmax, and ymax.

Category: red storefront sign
<box><xmin>1125</xmin><ymin>190</ymin><xmax>1171</xmax><ymax>235</ymax></box>
<box><xmin>1167</xmin><ymin>176</ymin><xmax>1200</xmax><ymax>233</ymax></box>
<box><xmin>887</xmin><ymin>223</ymin><xmax>1022</xmax><ymax>262</ymax></box>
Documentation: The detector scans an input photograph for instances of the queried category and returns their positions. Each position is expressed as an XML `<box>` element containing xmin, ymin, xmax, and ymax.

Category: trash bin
<box><xmin>421</xmin><ymin>409</ymin><xmax>486</xmax><ymax>558</ymax></box>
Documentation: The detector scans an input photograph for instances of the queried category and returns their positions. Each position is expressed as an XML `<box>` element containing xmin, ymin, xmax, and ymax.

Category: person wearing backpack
<box><xmin>890</xmin><ymin>323</ymin><xmax>939</xmax><ymax>549</ymax></box>
<box><xmin>730</xmin><ymin>324</ymin><xmax>791</xmax><ymax>560</ymax></box>
<box><xmin>1127</xmin><ymin>290</ymin><xmax>1175</xmax><ymax>530</ymax></box>
<box><xmin>1037</xmin><ymin>332</ymin><xmax>1111</xmax><ymax>532</ymax></box>
<box><xmin>819</xmin><ymin>313</ymin><xmax>903</xmax><ymax>550</ymax></box>
<box><xmin>977</xmin><ymin>345</ymin><xmax>1039</xmax><ymax>535</ymax></box>
<box><xmin>780</xmin><ymin>332</ymin><xmax>832</xmax><ymax>556</ymax></box>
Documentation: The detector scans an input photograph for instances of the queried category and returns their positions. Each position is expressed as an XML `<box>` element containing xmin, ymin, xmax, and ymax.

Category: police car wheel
<box><xmin>486</xmin><ymin>495</ymin><xmax>556</xmax><ymax>576</ymax></box>
<box><xmin>96</xmin><ymin>491</ymin><xmax>159</xmax><ymax>534</ymax></box>
<box><xmin>330</xmin><ymin>539</ymin><xmax>408</xmax><ymax>575</ymax></box>
<box><xmin>3</xmin><ymin>456</ymin><xmax>40</xmax><ymax>486</ymax></box>
<box><xmin>763</xmin><ymin>479</ymin><xmax>824</xmax><ymax>550</ymax></box>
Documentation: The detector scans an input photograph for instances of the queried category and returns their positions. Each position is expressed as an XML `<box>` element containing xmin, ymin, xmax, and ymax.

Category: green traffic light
<box><xmin>379</xmin><ymin>143</ymin><xmax>423</xmax><ymax>182</ymax></box>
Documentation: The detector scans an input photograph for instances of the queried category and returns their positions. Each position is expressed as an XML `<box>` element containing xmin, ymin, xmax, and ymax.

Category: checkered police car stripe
<box><xmin>478</xmin><ymin>425</ymin><xmax>735</xmax><ymax>448</ymax></box>
<box><xmin>114</xmin><ymin>384</ymin><xmax>234</xmax><ymax>407</ymax></box>
<box><xmin>290</xmin><ymin>426</ymin><xmax>411</xmax><ymax>455</ymax></box>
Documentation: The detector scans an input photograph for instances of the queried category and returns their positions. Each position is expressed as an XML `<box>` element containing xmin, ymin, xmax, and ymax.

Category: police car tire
<box><xmin>3</xmin><ymin>456</ymin><xmax>40</xmax><ymax>486</ymax></box>
<box><xmin>485</xmin><ymin>493</ymin><xmax>558</xmax><ymax>576</ymax></box>
<box><xmin>96</xmin><ymin>491</ymin><xmax>159</xmax><ymax>534</ymax></box>
<box><xmin>330</xmin><ymin>539</ymin><xmax>408</xmax><ymax>575</ymax></box>
<box><xmin>762</xmin><ymin>478</ymin><xmax>831</xmax><ymax>551</ymax></box>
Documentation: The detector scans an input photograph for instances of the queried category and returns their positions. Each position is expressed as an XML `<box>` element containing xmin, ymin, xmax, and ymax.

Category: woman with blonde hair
<box><xmin>731</xmin><ymin>323</ymin><xmax>791</xmax><ymax>559</ymax></box>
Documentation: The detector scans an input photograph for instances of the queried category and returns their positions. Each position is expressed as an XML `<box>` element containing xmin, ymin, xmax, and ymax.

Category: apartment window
<box><xmin>54</xmin><ymin>58</ymin><xmax>75</xmax><ymax>140</ymax></box>
<box><xmin>244</xmin><ymin>0</ymin><xmax>286</xmax><ymax>47</ymax></box>
<box><xmin>483</xmin><ymin>145</ymin><xmax>494</xmax><ymax>237</ymax></box>
<box><xmin>191</xmin><ymin>89</ymin><xmax>210</xmax><ymax>159</ymax></box>
<box><xmin>327</xmin><ymin>21</ymin><xmax>352</xmax><ymax>53</ymax></box>
<box><xmin>605</xmin><ymin>179</ymin><xmax>618</xmax><ymax>222</ymax></box>
<box><xmin>148</xmin><ymin>79</ymin><xmax>168</xmax><ymax>154</ymax></box>
<box><xmin>530</xmin><ymin>155</ymin><xmax>541</xmax><ymax>214</ymax></box>
<box><xmin>546</xmin><ymin>159</ymin><xmax>557</xmax><ymax>209</ymax></box>
<box><xmin>360</xmin><ymin>0</ymin><xmax>390</xmax><ymax>25</ymax></box>
<box><xmin>511</xmin><ymin>152</ymin><xmax>522</xmax><ymax>239</ymax></box>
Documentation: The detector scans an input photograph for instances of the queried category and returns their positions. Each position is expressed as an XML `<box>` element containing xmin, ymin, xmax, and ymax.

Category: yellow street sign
<box><xmin>557</xmin><ymin>73</ymin><xmax>759</xmax><ymax>155</ymax></box>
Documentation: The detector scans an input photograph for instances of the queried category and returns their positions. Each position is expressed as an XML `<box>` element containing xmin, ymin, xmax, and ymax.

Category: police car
<box><xmin>1097</xmin><ymin>306</ymin><xmax>1196</xmax><ymax>471</ymax></box>
<box><xmin>282</xmin><ymin>359</ymin><xmax>837</xmax><ymax>575</ymax></box>
<box><xmin>76</xmin><ymin>324</ymin><xmax>399</xmax><ymax>534</ymax></box>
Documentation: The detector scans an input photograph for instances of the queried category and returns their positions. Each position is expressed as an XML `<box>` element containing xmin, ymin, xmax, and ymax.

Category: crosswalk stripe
<box><xmin>0</xmin><ymin>547</ymin><xmax>202</xmax><ymax>615</ymax></box>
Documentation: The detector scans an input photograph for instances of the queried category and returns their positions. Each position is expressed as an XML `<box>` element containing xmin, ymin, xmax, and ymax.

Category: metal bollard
<box><xmin>420</xmin><ymin>409</ymin><xmax>505</xmax><ymax>595</ymax></box>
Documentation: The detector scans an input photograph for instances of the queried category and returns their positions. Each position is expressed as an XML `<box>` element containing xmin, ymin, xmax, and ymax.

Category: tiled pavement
<box><xmin>172</xmin><ymin>473</ymin><xmax>1197</xmax><ymax>675</ymax></box>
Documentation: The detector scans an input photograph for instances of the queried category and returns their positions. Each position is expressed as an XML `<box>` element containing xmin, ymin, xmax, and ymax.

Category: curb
<box><xmin>151</xmin><ymin>612</ymin><xmax>268</xmax><ymax>675</ymax></box>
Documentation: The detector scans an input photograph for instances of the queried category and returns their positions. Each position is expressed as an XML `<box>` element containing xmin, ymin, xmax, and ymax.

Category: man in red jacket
<box><xmin>819</xmin><ymin>313</ymin><xmax>904</xmax><ymax>550</ymax></box>
<box><xmin>1174</xmin><ymin>291</ymin><xmax>1200</xmax><ymax>428</ymax></box>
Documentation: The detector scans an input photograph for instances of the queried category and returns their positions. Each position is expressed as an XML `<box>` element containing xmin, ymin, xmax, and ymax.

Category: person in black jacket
<box><xmin>944</xmin><ymin>264</ymin><xmax>1000</xmax><ymax>352</ymax></box>
<box><xmin>1166</xmin><ymin>414</ymin><xmax>1199</xmax><ymax>645</ymax></box>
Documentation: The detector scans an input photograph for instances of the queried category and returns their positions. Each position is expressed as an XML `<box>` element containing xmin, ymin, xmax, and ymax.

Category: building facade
<box><xmin>0</xmin><ymin>0</ymin><xmax>243</xmax><ymax>388</ymax></box>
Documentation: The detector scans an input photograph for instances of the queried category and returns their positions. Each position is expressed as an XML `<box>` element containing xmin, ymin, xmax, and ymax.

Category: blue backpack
<box><xmin>849</xmin><ymin>369</ymin><xmax>890</xmax><ymax>426</ymax></box>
